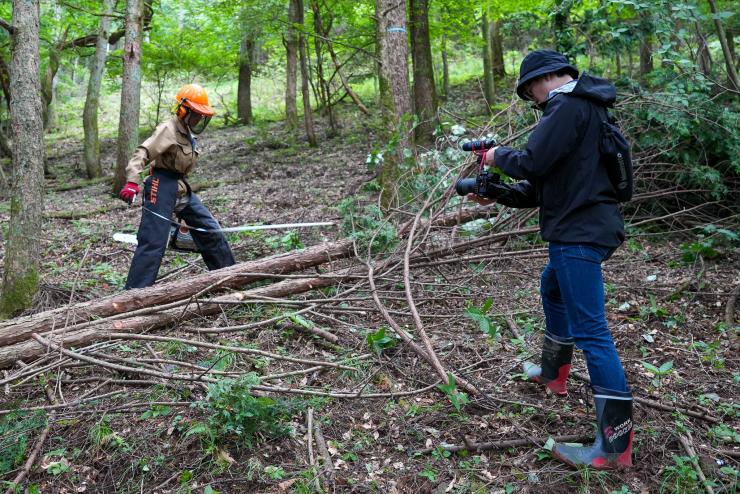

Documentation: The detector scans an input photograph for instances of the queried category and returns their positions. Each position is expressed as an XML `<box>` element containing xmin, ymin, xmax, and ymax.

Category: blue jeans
<box><xmin>540</xmin><ymin>242</ymin><xmax>628</xmax><ymax>392</ymax></box>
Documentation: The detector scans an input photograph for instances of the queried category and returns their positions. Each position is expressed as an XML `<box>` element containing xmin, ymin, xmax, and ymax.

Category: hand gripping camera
<box><xmin>454</xmin><ymin>139</ymin><xmax>501</xmax><ymax>198</ymax></box>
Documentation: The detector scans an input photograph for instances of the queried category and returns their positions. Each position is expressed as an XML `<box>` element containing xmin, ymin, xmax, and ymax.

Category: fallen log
<box><xmin>0</xmin><ymin>239</ymin><xmax>356</xmax><ymax>347</ymax></box>
<box><xmin>0</xmin><ymin>208</ymin><xmax>521</xmax><ymax>369</ymax></box>
<box><xmin>0</xmin><ymin>205</ymin><xmax>501</xmax><ymax>349</ymax></box>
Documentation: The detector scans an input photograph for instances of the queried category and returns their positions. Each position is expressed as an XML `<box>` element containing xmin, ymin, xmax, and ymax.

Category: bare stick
<box><xmin>31</xmin><ymin>333</ymin><xmax>220</xmax><ymax>384</ymax></box>
<box><xmin>418</xmin><ymin>434</ymin><xmax>590</xmax><ymax>454</ymax></box>
<box><xmin>0</xmin><ymin>390</ymin><xmax>124</xmax><ymax>415</ymax></box>
<box><xmin>4</xmin><ymin>423</ymin><xmax>51</xmax><ymax>494</ymax></box>
<box><xmin>678</xmin><ymin>433</ymin><xmax>715</xmax><ymax>494</ymax></box>
<box><xmin>725</xmin><ymin>284</ymin><xmax>739</xmax><ymax>348</ymax></box>
<box><xmin>106</xmin><ymin>333</ymin><xmax>355</xmax><ymax>370</ymax></box>
<box><xmin>313</xmin><ymin>418</ymin><xmax>336</xmax><ymax>489</ymax></box>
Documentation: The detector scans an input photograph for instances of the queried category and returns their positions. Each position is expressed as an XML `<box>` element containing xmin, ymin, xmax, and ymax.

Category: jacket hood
<box><xmin>569</xmin><ymin>73</ymin><xmax>616</xmax><ymax>107</ymax></box>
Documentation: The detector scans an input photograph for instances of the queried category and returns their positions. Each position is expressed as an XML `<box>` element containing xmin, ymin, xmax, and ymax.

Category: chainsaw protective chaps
<box><xmin>124</xmin><ymin>168</ymin><xmax>235</xmax><ymax>289</ymax></box>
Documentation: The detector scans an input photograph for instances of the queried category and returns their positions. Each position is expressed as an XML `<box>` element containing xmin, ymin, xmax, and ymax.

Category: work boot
<box><xmin>522</xmin><ymin>332</ymin><xmax>574</xmax><ymax>396</ymax></box>
<box><xmin>552</xmin><ymin>386</ymin><xmax>634</xmax><ymax>469</ymax></box>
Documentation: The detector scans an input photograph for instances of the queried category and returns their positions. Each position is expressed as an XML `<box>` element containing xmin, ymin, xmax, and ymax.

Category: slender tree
<box><xmin>41</xmin><ymin>44</ymin><xmax>62</xmax><ymax>129</ymax></box>
<box><xmin>376</xmin><ymin>0</ymin><xmax>413</xmax><ymax>209</ymax></box>
<box><xmin>409</xmin><ymin>0</ymin><xmax>438</xmax><ymax>144</ymax></box>
<box><xmin>639</xmin><ymin>14</ymin><xmax>653</xmax><ymax>79</ymax></box>
<box><xmin>707</xmin><ymin>0</ymin><xmax>740</xmax><ymax>91</ymax></box>
<box><xmin>295</xmin><ymin>0</ymin><xmax>317</xmax><ymax>146</ymax></box>
<box><xmin>285</xmin><ymin>0</ymin><xmax>299</xmax><ymax>128</ymax></box>
<box><xmin>83</xmin><ymin>0</ymin><xmax>115</xmax><ymax>179</ymax></box>
<box><xmin>696</xmin><ymin>23</ymin><xmax>712</xmax><ymax>77</ymax></box>
<box><xmin>113</xmin><ymin>0</ymin><xmax>144</xmax><ymax>194</ymax></box>
<box><xmin>309</xmin><ymin>0</ymin><xmax>340</xmax><ymax>132</ymax></box>
<box><xmin>1</xmin><ymin>0</ymin><xmax>45</xmax><ymax>317</ymax></box>
<box><xmin>490</xmin><ymin>19</ymin><xmax>505</xmax><ymax>79</ymax></box>
<box><xmin>440</xmin><ymin>32</ymin><xmax>450</xmax><ymax>100</ymax></box>
<box><xmin>480</xmin><ymin>10</ymin><xmax>495</xmax><ymax>105</ymax></box>
<box><xmin>237</xmin><ymin>32</ymin><xmax>255</xmax><ymax>124</ymax></box>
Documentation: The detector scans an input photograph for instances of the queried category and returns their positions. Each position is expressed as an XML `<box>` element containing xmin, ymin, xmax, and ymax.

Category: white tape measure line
<box><xmin>141</xmin><ymin>206</ymin><xmax>335</xmax><ymax>233</ymax></box>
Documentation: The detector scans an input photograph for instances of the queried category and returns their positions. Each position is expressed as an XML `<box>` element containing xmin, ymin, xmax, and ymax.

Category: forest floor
<box><xmin>0</xmin><ymin>83</ymin><xmax>738</xmax><ymax>494</ymax></box>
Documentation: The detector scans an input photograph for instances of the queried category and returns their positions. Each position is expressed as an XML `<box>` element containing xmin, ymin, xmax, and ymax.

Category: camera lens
<box><xmin>455</xmin><ymin>178</ymin><xmax>477</xmax><ymax>196</ymax></box>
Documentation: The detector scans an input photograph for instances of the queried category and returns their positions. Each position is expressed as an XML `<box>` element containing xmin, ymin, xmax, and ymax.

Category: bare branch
<box><xmin>0</xmin><ymin>18</ymin><xmax>13</xmax><ymax>34</ymax></box>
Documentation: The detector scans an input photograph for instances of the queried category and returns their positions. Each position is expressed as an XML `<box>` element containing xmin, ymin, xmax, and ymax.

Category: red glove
<box><xmin>119</xmin><ymin>182</ymin><xmax>140</xmax><ymax>204</ymax></box>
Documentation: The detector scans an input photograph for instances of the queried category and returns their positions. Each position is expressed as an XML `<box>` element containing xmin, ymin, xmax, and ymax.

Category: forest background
<box><xmin>0</xmin><ymin>0</ymin><xmax>738</xmax><ymax>492</ymax></box>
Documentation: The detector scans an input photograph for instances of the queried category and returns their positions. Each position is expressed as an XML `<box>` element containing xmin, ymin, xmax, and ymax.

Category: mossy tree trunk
<box><xmin>83</xmin><ymin>0</ymin><xmax>114</xmax><ymax>179</ymax></box>
<box><xmin>1</xmin><ymin>0</ymin><xmax>45</xmax><ymax>317</ymax></box>
<box><xmin>376</xmin><ymin>0</ymin><xmax>413</xmax><ymax>210</ymax></box>
<box><xmin>113</xmin><ymin>0</ymin><xmax>144</xmax><ymax>194</ymax></box>
<box><xmin>409</xmin><ymin>0</ymin><xmax>438</xmax><ymax>144</ymax></box>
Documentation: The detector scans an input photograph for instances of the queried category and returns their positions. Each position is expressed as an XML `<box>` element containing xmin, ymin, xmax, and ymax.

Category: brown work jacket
<box><xmin>125</xmin><ymin>116</ymin><xmax>198</xmax><ymax>196</ymax></box>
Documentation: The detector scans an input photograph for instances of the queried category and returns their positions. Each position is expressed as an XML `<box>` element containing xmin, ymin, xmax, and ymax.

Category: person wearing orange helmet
<box><xmin>119</xmin><ymin>83</ymin><xmax>235</xmax><ymax>289</ymax></box>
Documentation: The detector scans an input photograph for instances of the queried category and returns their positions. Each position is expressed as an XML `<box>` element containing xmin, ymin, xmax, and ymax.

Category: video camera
<box><xmin>455</xmin><ymin>139</ymin><xmax>501</xmax><ymax>198</ymax></box>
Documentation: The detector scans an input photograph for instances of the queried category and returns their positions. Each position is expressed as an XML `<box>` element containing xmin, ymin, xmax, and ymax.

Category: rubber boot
<box><xmin>552</xmin><ymin>386</ymin><xmax>634</xmax><ymax>469</ymax></box>
<box><xmin>522</xmin><ymin>332</ymin><xmax>574</xmax><ymax>396</ymax></box>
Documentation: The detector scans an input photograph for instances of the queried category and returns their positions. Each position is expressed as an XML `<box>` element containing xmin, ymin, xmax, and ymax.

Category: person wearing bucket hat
<box><xmin>118</xmin><ymin>83</ymin><xmax>235</xmax><ymax>289</ymax></box>
<box><xmin>515</xmin><ymin>49</ymin><xmax>579</xmax><ymax>102</ymax></box>
<box><xmin>467</xmin><ymin>50</ymin><xmax>634</xmax><ymax>470</ymax></box>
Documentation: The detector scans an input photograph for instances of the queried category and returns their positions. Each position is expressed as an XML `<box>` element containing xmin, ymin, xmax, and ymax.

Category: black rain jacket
<box><xmin>493</xmin><ymin>74</ymin><xmax>625</xmax><ymax>248</ymax></box>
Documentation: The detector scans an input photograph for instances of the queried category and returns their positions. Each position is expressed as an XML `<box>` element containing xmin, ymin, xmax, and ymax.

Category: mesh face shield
<box><xmin>186</xmin><ymin>110</ymin><xmax>211</xmax><ymax>134</ymax></box>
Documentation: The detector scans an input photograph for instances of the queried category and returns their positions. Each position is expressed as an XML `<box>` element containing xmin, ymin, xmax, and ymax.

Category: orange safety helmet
<box><xmin>174</xmin><ymin>83</ymin><xmax>215</xmax><ymax>118</ymax></box>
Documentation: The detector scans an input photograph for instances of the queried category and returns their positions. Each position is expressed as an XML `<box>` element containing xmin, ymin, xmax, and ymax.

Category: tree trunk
<box><xmin>83</xmin><ymin>0</ymin><xmax>114</xmax><ymax>179</ymax></box>
<box><xmin>409</xmin><ymin>0</ymin><xmax>438</xmax><ymax>145</ymax></box>
<box><xmin>639</xmin><ymin>15</ymin><xmax>653</xmax><ymax>79</ymax></box>
<box><xmin>707</xmin><ymin>0</ymin><xmax>740</xmax><ymax>91</ymax></box>
<box><xmin>40</xmin><ymin>46</ymin><xmax>60</xmax><ymax>129</ymax></box>
<box><xmin>237</xmin><ymin>33</ymin><xmax>255</xmax><ymax>124</ymax></box>
<box><xmin>727</xmin><ymin>27</ymin><xmax>736</xmax><ymax>66</ymax></box>
<box><xmin>309</xmin><ymin>0</ymin><xmax>338</xmax><ymax>132</ymax></box>
<box><xmin>1</xmin><ymin>0</ymin><xmax>45</xmax><ymax>317</ymax></box>
<box><xmin>480</xmin><ymin>11</ymin><xmax>494</xmax><ymax>105</ymax></box>
<box><xmin>696</xmin><ymin>23</ymin><xmax>712</xmax><ymax>77</ymax></box>
<box><xmin>376</xmin><ymin>0</ymin><xmax>413</xmax><ymax>209</ymax></box>
<box><xmin>285</xmin><ymin>0</ymin><xmax>299</xmax><ymax>128</ymax></box>
<box><xmin>552</xmin><ymin>0</ymin><xmax>573</xmax><ymax>55</ymax></box>
<box><xmin>112</xmin><ymin>0</ymin><xmax>144</xmax><ymax>194</ymax></box>
<box><xmin>490</xmin><ymin>19</ymin><xmax>505</xmax><ymax>79</ymax></box>
<box><xmin>296</xmin><ymin>0</ymin><xmax>317</xmax><ymax>147</ymax></box>
<box><xmin>440</xmin><ymin>33</ymin><xmax>450</xmax><ymax>100</ymax></box>
<box><xmin>639</xmin><ymin>38</ymin><xmax>653</xmax><ymax>78</ymax></box>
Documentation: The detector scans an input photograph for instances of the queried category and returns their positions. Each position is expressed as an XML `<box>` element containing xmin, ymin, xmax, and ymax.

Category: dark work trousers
<box><xmin>124</xmin><ymin>168</ymin><xmax>236</xmax><ymax>289</ymax></box>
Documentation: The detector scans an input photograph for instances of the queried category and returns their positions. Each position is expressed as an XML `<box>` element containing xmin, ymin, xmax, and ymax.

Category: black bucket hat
<box><xmin>516</xmin><ymin>49</ymin><xmax>579</xmax><ymax>100</ymax></box>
